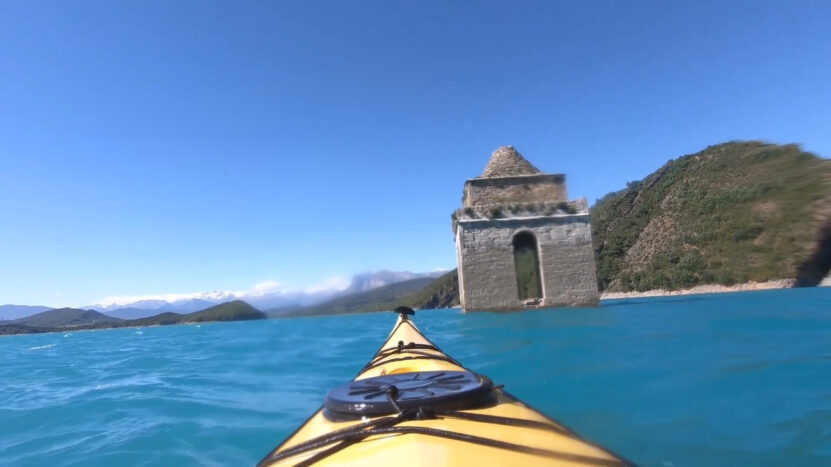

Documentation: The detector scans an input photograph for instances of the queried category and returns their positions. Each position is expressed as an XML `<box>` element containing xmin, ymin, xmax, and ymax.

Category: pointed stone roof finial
<box><xmin>481</xmin><ymin>146</ymin><xmax>541</xmax><ymax>178</ymax></box>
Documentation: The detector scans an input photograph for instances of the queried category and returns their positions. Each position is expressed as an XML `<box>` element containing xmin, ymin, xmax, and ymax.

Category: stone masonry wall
<box><xmin>456</xmin><ymin>215</ymin><xmax>599</xmax><ymax>311</ymax></box>
<box><xmin>463</xmin><ymin>174</ymin><xmax>566</xmax><ymax>208</ymax></box>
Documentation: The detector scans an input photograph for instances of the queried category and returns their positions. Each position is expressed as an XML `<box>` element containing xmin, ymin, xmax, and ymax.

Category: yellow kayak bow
<box><xmin>259</xmin><ymin>308</ymin><xmax>632</xmax><ymax>466</ymax></box>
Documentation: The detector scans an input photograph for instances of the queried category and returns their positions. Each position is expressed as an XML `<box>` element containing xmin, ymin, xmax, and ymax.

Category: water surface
<box><xmin>1</xmin><ymin>287</ymin><xmax>829</xmax><ymax>466</ymax></box>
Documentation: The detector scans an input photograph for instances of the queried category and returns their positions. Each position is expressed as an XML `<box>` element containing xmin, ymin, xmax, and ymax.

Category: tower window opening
<box><xmin>513</xmin><ymin>232</ymin><xmax>543</xmax><ymax>300</ymax></box>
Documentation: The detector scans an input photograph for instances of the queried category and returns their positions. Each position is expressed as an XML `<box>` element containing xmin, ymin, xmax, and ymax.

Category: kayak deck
<box><xmin>259</xmin><ymin>312</ymin><xmax>631</xmax><ymax>466</ymax></box>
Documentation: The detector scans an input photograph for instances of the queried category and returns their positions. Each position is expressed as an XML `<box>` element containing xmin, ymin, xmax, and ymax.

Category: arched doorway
<box><xmin>513</xmin><ymin>231</ymin><xmax>543</xmax><ymax>300</ymax></box>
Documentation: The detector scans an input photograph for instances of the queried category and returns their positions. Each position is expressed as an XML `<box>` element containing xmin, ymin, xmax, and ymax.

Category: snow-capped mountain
<box><xmin>91</xmin><ymin>299</ymin><xmax>168</xmax><ymax>312</ymax></box>
<box><xmin>86</xmin><ymin>291</ymin><xmax>237</xmax><ymax>313</ymax></box>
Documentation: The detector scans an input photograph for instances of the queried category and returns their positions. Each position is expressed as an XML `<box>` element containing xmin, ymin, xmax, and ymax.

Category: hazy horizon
<box><xmin>1</xmin><ymin>268</ymin><xmax>449</xmax><ymax>309</ymax></box>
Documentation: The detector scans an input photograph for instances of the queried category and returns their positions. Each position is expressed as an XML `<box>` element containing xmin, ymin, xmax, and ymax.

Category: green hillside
<box><xmin>14</xmin><ymin>308</ymin><xmax>122</xmax><ymax>327</ymax></box>
<box><xmin>179</xmin><ymin>300</ymin><xmax>266</xmax><ymax>322</ymax></box>
<box><xmin>128</xmin><ymin>301</ymin><xmax>266</xmax><ymax>325</ymax></box>
<box><xmin>128</xmin><ymin>312</ymin><xmax>184</xmax><ymax>326</ymax></box>
<box><xmin>592</xmin><ymin>141</ymin><xmax>831</xmax><ymax>292</ymax></box>
<box><xmin>284</xmin><ymin>278</ymin><xmax>435</xmax><ymax>316</ymax></box>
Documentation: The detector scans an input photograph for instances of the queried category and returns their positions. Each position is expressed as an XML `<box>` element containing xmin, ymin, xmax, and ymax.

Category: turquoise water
<box><xmin>1</xmin><ymin>287</ymin><xmax>830</xmax><ymax>466</ymax></box>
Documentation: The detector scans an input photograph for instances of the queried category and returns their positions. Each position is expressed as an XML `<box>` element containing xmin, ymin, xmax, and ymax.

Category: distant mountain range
<box><xmin>0</xmin><ymin>305</ymin><xmax>53</xmax><ymax>321</ymax></box>
<box><xmin>104</xmin><ymin>307</ymin><xmax>170</xmax><ymax>320</ymax></box>
<box><xmin>0</xmin><ymin>273</ymin><xmax>460</xmax><ymax>332</ymax></box>
<box><xmin>88</xmin><ymin>295</ymin><xmax>244</xmax><ymax>314</ymax></box>
<box><xmin>1</xmin><ymin>300</ymin><xmax>266</xmax><ymax>336</ymax></box>
<box><xmin>0</xmin><ymin>277</ymin><xmax>461</xmax><ymax>334</ymax></box>
<box><xmin>1</xmin><ymin>270</ymin><xmax>446</xmax><ymax>322</ymax></box>
<box><xmin>97</xmin><ymin>299</ymin><xmax>229</xmax><ymax>319</ymax></box>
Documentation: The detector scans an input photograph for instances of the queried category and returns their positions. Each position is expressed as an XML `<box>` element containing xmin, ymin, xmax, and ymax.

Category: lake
<box><xmin>1</xmin><ymin>287</ymin><xmax>829</xmax><ymax>466</ymax></box>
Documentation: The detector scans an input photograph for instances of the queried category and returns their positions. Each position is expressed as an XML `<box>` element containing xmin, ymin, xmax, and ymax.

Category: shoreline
<box><xmin>0</xmin><ymin>317</ymin><xmax>262</xmax><ymax>338</ymax></box>
<box><xmin>599</xmin><ymin>279</ymin><xmax>797</xmax><ymax>300</ymax></box>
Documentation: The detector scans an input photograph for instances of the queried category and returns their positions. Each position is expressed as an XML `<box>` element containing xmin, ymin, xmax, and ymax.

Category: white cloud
<box><xmin>304</xmin><ymin>276</ymin><xmax>351</xmax><ymax>293</ymax></box>
<box><xmin>248</xmin><ymin>280</ymin><xmax>284</xmax><ymax>296</ymax></box>
<box><xmin>94</xmin><ymin>290</ymin><xmax>232</xmax><ymax>307</ymax></box>
<box><xmin>92</xmin><ymin>277</ymin><xmax>346</xmax><ymax>307</ymax></box>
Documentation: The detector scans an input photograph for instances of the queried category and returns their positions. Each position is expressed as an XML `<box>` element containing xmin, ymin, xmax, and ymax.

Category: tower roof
<box><xmin>481</xmin><ymin>146</ymin><xmax>541</xmax><ymax>178</ymax></box>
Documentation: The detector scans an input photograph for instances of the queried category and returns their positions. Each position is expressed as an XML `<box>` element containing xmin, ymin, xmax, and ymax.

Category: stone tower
<box><xmin>452</xmin><ymin>146</ymin><xmax>599</xmax><ymax>312</ymax></box>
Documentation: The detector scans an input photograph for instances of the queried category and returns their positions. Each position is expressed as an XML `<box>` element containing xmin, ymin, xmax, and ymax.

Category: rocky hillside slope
<box><xmin>277</xmin><ymin>272</ymin><xmax>461</xmax><ymax>317</ymax></box>
<box><xmin>399</xmin><ymin>269</ymin><xmax>460</xmax><ymax>309</ymax></box>
<box><xmin>593</xmin><ymin>141</ymin><xmax>831</xmax><ymax>292</ymax></box>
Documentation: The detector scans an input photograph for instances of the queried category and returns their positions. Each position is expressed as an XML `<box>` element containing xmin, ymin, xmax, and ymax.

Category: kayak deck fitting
<box><xmin>259</xmin><ymin>308</ymin><xmax>632</xmax><ymax>466</ymax></box>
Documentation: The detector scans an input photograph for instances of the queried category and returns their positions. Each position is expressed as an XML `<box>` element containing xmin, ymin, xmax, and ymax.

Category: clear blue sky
<box><xmin>1</xmin><ymin>1</ymin><xmax>829</xmax><ymax>307</ymax></box>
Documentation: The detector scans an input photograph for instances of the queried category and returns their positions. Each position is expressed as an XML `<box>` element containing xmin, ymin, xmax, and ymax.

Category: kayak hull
<box><xmin>260</xmin><ymin>314</ymin><xmax>630</xmax><ymax>466</ymax></box>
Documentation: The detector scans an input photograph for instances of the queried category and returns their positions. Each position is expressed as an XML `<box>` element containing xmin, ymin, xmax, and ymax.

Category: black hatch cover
<box><xmin>323</xmin><ymin>370</ymin><xmax>493</xmax><ymax>420</ymax></box>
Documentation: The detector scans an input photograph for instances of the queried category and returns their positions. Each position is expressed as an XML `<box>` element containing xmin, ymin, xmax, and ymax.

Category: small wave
<box><xmin>134</xmin><ymin>331</ymin><xmax>143</xmax><ymax>335</ymax></box>
<box><xmin>93</xmin><ymin>375</ymin><xmax>163</xmax><ymax>391</ymax></box>
<box><xmin>27</xmin><ymin>344</ymin><xmax>56</xmax><ymax>351</ymax></box>
<box><xmin>63</xmin><ymin>334</ymin><xmax>71</xmax><ymax>338</ymax></box>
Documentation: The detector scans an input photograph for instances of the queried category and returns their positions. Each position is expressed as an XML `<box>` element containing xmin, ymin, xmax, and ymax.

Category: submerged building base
<box><xmin>453</xmin><ymin>147</ymin><xmax>600</xmax><ymax>313</ymax></box>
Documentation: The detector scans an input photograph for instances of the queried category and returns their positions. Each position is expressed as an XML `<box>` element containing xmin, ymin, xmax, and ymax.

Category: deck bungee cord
<box><xmin>359</xmin><ymin>342</ymin><xmax>461</xmax><ymax>373</ymax></box>
<box><xmin>259</xmin><ymin>400</ymin><xmax>627</xmax><ymax>467</ymax></box>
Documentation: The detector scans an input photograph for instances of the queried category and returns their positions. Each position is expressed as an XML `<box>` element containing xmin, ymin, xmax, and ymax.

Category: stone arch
<box><xmin>512</xmin><ymin>231</ymin><xmax>543</xmax><ymax>300</ymax></box>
